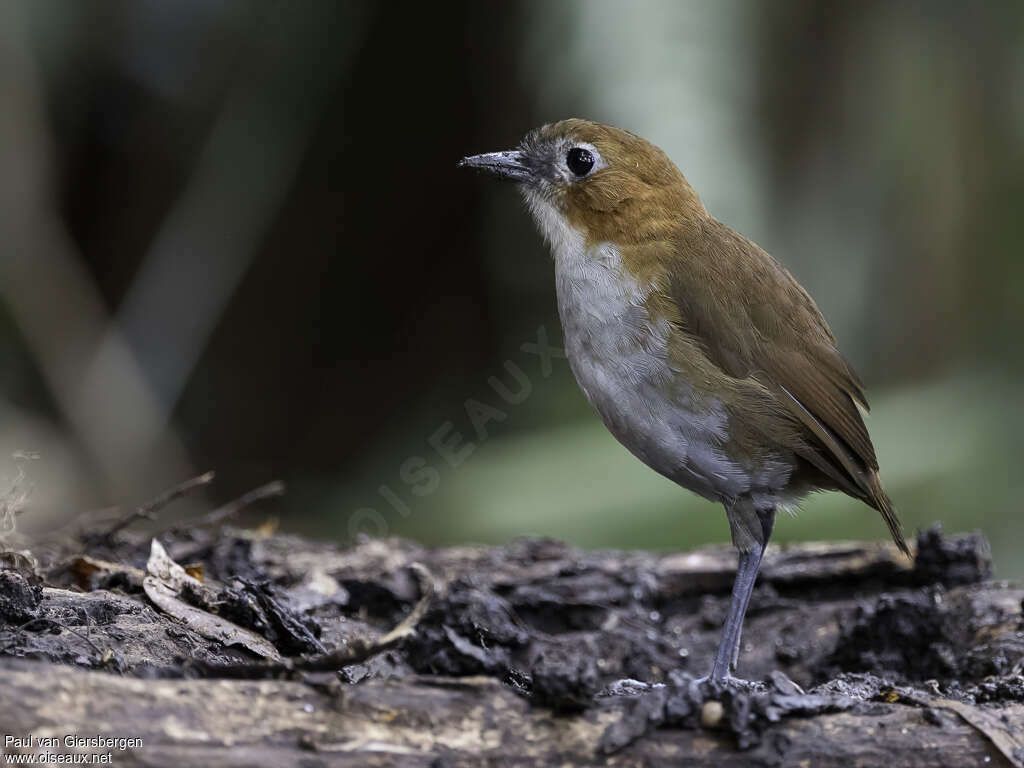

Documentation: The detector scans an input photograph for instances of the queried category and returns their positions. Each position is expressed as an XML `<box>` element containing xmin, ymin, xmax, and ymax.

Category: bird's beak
<box><xmin>458</xmin><ymin>150</ymin><xmax>531</xmax><ymax>182</ymax></box>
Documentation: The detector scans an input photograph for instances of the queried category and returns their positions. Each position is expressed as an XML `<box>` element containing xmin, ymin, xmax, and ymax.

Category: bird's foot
<box><xmin>597</xmin><ymin>678</ymin><xmax>665</xmax><ymax>698</ymax></box>
<box><xmin>599</xmin><ymin>670</ymin><xmax>794</xmax><ymax>699</ymax></box>
<box><xmin>693</xmin><ymin>674</ymin><xmax>765</xmax><ymax>695</ymax></box>
<box><xmin>693</xmin><ymin>669</ymin><xmax>803</xmax><ymax>696</ymax></box>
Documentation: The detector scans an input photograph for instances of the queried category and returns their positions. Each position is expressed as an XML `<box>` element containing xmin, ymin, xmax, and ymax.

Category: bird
<box><xmin>459</xmin><ymin>119</ymin><xmax>907</xmax><ymax>686</ymax></box>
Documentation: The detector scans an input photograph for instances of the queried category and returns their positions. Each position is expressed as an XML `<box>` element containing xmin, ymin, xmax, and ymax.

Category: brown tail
<box><xmin>866</xmin><ymin>470</ymin><xmax>909</xmax><ymax>555</ymax></box>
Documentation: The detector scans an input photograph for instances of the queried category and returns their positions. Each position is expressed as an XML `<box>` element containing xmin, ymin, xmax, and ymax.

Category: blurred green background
<box><xmin>1</xmin><ymin>2</ymin><xmax>1022</xmax><ymax>573</ymax></box>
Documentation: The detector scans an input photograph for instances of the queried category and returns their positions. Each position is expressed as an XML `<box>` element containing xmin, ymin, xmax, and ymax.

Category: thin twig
<box><xmin>99</xmin><ymin>471</ymin><xmax>216</xmax><ymax>539</ymax></box>
<box><xmin>291</xmin><ymin>562</ymin><xmax>434</xmax><ymax>671</ymax></box>
<box><xmin>201</xmin><ymin>480</ymin><xmax>286</xmax><ymax>527</ymax></box>
<box><xmin>0</xmin><ymin>617</ymin><xmax>104</xmax><ymax>659</ymax></box>
<box><xmin>191</xmin><ymin>562</ymin><xmax>436</xmax><ymax>679</ymax></box>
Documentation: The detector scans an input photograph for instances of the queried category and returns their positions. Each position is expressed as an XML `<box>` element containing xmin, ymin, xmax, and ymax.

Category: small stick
<box><xmin>201</xmin><ymin>480</ymin><xmax>286</xmax><ymax>527</ymax></box>
<box><xmin>291</xmin><ymin>562</ymin><xmax>434</xmax><ymax>671</ymax></box>
<box><xmin>99</xmin><ymin>471</ymin><xmax>216</xmax><ymax>539</ymax></box>
<box><xmin>157</xmin><ymin>480</ymin><xmax>286</xmax><ymax>539</ymax></box>
<box><xmin>191</xmin><ymin>563</ymin><xmax>435</xmax><ymax>678</ymax></box>
<box><xmin>0</xmin><ymin>617</ymin><xmax>104</xmax><ymax>659</ymax></box>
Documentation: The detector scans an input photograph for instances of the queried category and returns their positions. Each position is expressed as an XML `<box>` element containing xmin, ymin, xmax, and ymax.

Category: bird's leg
<box><xmin>709</xmin><ymin>547</ymin><xmax>761</xmax><ymax>683</ymax></box>
<box><xmin>729</xmin><ymin>506</ymin><xmax>775</xmax><ymax>670</ymax></box>
<box><xmin>710</xmin><ymin>499</ymin><xmax>776</xmax><ymax>685</ymax></box>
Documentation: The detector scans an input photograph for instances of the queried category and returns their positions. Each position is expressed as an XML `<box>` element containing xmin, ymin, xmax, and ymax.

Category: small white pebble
<box><xmin>303</xmin><ymin>703</ymin><xmax>314</xmax><ymax>714</ymax></box>
<box><xmin>701</xmin><ymin>701</ymin><xmax>724</xmax><ymax>729</ymax></box>
<box><xmin>678</xmin><ymin>648</ymin><xmax>690</xmax><ymax>658</ymax></box>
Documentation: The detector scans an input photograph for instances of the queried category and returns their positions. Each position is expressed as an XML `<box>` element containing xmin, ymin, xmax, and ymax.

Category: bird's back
<box><xmin>664</xmin><ymin>217</ymin><xmax>907</xmax><ymax>552</ymax></box>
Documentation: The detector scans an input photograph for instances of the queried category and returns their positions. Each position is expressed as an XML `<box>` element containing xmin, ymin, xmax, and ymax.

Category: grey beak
<box><xmin>458</xmin><ymin>150</ymin><xmax>531</xmax><ymax>182</ymax></box>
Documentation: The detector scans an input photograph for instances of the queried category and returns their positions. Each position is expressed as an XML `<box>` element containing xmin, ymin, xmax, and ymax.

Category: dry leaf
<box><xmin>143</xmin><ymin>539</ymin><xmax>282</xmax><ymax>662</ymax></box>
<box><xmin>69</xmin><ymin>556</ymin><xmax>144</xmax><ymax>591</ymax></box>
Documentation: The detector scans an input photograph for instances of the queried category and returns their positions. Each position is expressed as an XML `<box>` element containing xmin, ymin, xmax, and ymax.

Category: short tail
<box><xmin>866</xmin><ymin>471</ymin><xmax>909</xmax><ymax>555</ymax></box>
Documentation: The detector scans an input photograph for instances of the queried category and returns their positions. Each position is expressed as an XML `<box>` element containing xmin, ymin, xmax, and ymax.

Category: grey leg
<box><xmin>710</xmin><ymin>546</ymin><xmax>763</xmax><ymax>682</ymax></box>
<box><xmin>710</xmin><ymin>501</ymin><xmax>776</xmax><ymax>684</ymax></box>
<box><xmin>729</xmin><ymin>507</ymin><xmax>775</xmax><ymax>669</ymax></box>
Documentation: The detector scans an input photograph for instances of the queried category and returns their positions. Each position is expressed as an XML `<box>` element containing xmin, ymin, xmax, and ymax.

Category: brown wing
<box><xmin>668</xmin><ymin>219</ymin><xmax>907</xmax><ymax>553</ymax></box>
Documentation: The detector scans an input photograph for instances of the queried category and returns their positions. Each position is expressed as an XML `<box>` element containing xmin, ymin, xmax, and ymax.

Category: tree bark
<box><xmin>1</xmin><ymin>524</ymin><xmax>1021</xmax><ymax>766</ymax></box>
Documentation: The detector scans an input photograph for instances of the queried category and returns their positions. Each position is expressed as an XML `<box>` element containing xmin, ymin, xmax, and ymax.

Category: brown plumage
<box><xmin>538</xmin><ymin>118</ymin><xmax>907</xmax><ymax>555</ymax></box>
<box><xmin>668</xmin><ymin>218</ymin><xmax>906</xmax><ymax>554</ymax></box>
<box><xmin>461</xmin><ymin>118</ymin><xmax>907</xmax><ymax>683</ymax></box>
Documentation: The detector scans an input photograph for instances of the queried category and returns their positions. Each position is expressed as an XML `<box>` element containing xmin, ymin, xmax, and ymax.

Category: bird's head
<box><xmin>459</xmin><ymin>119</ymin><xmax>706</xmax><ymax>248</ymax></box>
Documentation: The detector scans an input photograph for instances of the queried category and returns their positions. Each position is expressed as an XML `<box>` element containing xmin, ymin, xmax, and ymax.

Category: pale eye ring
<box><xmin>566</xmin><ymin>147</ymin><xmax>595</xmax><ymax>177</ymax></box>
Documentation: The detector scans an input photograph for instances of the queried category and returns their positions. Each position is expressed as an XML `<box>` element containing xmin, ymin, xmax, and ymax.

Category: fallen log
<box><xmin>0</xmin><ymin>517</ymin><xmax>1021</xmax><ymax>766</ymax></box>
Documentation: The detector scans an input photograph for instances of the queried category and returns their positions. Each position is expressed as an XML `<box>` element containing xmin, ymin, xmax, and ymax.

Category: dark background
<box><xmin>1</xmin><ymin>2</ymin><xmax>1022</xmax><ymax>573</ymax></box>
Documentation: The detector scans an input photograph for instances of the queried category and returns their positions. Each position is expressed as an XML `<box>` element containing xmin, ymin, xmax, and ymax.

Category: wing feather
<box><xmin>668</xmin><ymin>219</ymin><xmax>907</xmax><ymax>553</ymax></box>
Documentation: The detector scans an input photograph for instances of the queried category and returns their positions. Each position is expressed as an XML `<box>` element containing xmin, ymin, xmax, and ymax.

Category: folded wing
<box><xmin>668</xmin><ymin>219</ymin><xmax>907</xmax><ymax>553</ymax></box>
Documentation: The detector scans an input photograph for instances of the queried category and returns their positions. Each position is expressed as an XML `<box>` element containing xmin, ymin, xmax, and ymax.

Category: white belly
<box><xmin>552</xmin><ymin>238</ymin><xmax>758</xmax><ymax>502</ymax></box>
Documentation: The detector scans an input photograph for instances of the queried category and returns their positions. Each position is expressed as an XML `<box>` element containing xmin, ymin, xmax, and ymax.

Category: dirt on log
<box><xmin>1</xmin><ymin>486</ymin><xmax>1022</xmax><ymax>767</ymax></box>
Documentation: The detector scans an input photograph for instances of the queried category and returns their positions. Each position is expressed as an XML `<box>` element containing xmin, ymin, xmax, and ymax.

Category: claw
<box><xmin>694</xmin><ymin>673</ymin><xmax>765</xmax><ymax>696</ymax></box>
<box><xmin>598</xmin><ymin>678</ymin><xmax>665</xmax><ymax>697</ymax></box>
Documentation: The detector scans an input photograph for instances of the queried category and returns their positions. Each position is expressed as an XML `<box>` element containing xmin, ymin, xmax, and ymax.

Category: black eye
<box><xmin>566</xmin><ymin>147</ymin><xmax>595</xmax><ymax>177</ymax></box>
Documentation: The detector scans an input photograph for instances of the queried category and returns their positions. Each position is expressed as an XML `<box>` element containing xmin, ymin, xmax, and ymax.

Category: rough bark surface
<box><xmin>1</xmin><ymin>511</ymin><xmax>1022</xmax><ymax>767</ymax></box>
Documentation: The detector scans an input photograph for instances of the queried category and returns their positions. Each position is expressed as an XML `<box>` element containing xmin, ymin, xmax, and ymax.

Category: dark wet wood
<box><xmin>0</xmin><ymin>530</ymin><xmax>1020</xmax><ymax>767</ymax></box>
